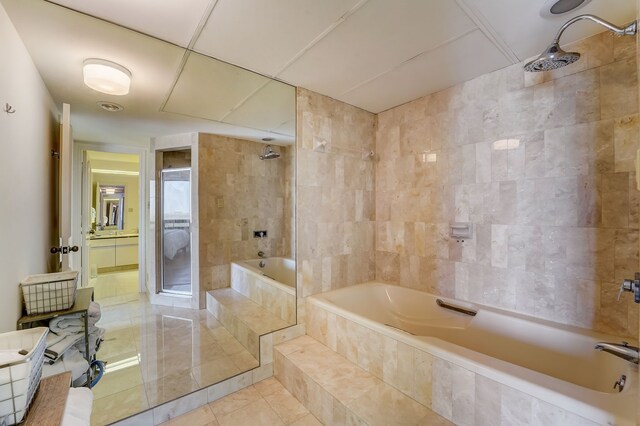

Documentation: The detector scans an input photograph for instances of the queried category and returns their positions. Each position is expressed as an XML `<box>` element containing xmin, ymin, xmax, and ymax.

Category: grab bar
<box><xmin>384</xmin><ymin>323</ymin><xmax>415</xmax><ymax>335</ymax></box>
<box><xmin>436</xmin><ymin>299</ymin><xmax>477</xmax><ymax>317</ymax></box>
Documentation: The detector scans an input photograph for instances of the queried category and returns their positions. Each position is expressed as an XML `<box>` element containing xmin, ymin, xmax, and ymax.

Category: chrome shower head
<box><xmin>259</xmin><ymin>145</ymin><xmax>280</xmax><ymax>160</ymax></box>
<box><xmin>524</xmin><ymin>14</ymin><xmax>637</xmax><ymax>73</ymax></box>
<box><xmin>524</xmin><ymin>42</ymin><xmax>580</xmax><ymax>72</ymax></box>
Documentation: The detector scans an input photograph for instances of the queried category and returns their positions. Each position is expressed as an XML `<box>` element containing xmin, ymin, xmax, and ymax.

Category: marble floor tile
<box><xmin>92</xmin><ymin>363</ymin><xmax>144</xmax><ymax>400</ymax></box>
<box><xmin>264</xmin><ymin>386</ymin><xmax>310</xmax><ymax>424</ymax></box>
<box><xmin>145</xmin><ymin>371</ymin><xmax>202</xmax><ymax>407</ymax></box>
<box><xmin>254</xmin><ymin>376</ymin><xmax>286</xmax><ymax>397</ymax></box>
<box><xmin>91</xmin><ymin>384</ymin><xmax>150</xmax><ymax>426</ymax></box>
<box><xmin>191</xmin><ymin>356</ymin><xmax>243</xmax><ymax>388</ymax></box>
<box><xmin>216</xmin><ymin>399</ymin><xmax>285</xmax><ymax>426</ymax></box>
<box><xmin>290</xmin><ymin>413</ymin><xmax>323</xmax><ymax>426</ymax></box>
<box><xmin>158</xmin><ymin>405</ymin><xmax>217</xmax><ymax>426</ymax></box>
<box><xmin>91</xmin><ymin>270</ymin><xmax>261</xmax><ymax>424</ymax></box>
<box><xmin>209</xmin><ymin>385</ymin><xmax>262</xmax><ymax>418</ymax></box>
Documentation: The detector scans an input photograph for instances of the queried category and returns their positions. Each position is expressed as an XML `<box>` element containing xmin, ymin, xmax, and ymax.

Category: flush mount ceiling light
<box><xmin>83</xmin><ymin>59</ymin><xmax>131</xmax><ymax>95</ymax></box>
<box><xmin>541</xmin><ymin>0</ymin><xmax>591</xmax><ymax>17</ymax></box>
<box><xmin>97</xmin><ymin>101</ymin><xmax>124</xmax><ymax>112</ymax></box>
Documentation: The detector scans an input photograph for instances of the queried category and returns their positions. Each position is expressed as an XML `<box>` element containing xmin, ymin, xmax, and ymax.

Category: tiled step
<box><xmin>274</xmin><ymin>335</ymin><xmax>452</xmax><ymax>426</ymax></box>
<box><xmin>207</xmin><ymin>288</ymin><xmax>292</xmax><ymax>359</ymax></box>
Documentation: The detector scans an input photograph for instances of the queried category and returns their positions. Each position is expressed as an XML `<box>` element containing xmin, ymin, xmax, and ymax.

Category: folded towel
<box><xmin>88</xmin><ymin>301</ymin><xmax>101</xmax><ymax>322</ymax></box>
<box><xmin>45</xmin><ymin>334</ymin><xmax>82</xmax><ymax>361</ymax></box>
<box><xmin>76</xmin><ymin>327</ymin><xmax>105</xmax><ymax>358</ymax></box>
<box><xmin>61</xmin><ymin>387</ymin><xmax>93</xmax><ymax>426</ymax></box>
<box><xmin>50</xmin><ymin>315</ymin><xmax>84</xmax><ymax>335</ymax></box>
<box><xmin>46</xmin><ymin>331</ymin><xmax>66</xmax><ymax>348</ymax></box>
<box><xmin>42</xmin><ymin>347</ymin><xmax>89</xmax><ymax>383</ymax></box>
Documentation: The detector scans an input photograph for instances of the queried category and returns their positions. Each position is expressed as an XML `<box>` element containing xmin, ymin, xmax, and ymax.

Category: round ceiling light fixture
<box><xmin>83</xmin><ymin>59</ymin><xmax>131</xmax><ymax>95</ymax></box>
<box><xmin>97</xmin><ymin>101</ymin><xmax>124</xmax><ymax>112</ymax></box>
<box><xmin>540</xmin><ymin>0</ymin><xmax>591</xmax><ymax>17</ymax></box>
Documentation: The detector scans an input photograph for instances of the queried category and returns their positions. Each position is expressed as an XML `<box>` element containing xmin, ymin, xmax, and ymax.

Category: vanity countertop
<box><xmin>90</xmin><ymin>233</ymin><xmax>139</xmax><ymax>240</ymax></box>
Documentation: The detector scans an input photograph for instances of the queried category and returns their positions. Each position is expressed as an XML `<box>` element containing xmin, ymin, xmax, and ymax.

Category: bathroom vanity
<box><xmin>89</xmin><ymin>234</ymin><xmax>138</xmax><ymax>272</ymax></box>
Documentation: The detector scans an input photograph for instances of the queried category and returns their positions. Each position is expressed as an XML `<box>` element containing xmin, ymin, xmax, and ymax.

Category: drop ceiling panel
<box><xmin>278</xmin><ymin>0</ymin><xmax>477</xmax><ymax>99</ymax></box>
<box><xmin>194</xmin><ymin>0</ymin><xmax>362</xmax><ymax>77</ymax></box>
<box><xmin>461</xmin><ymin>0</ymin><xmax>636</xmax><ymax>61</ymax></box>
<box><xmin>1</xmin><ymin>0</ymin><xmax>185</xmax><ymax>115</ymax></box>
<box><xmin>47</xmin><ymin>0</ymin><xmax>211</xmax><ymax>47</ymax></box>
<box><xmin>224</xmin><ymin>80</ymin><xmax>296</xmax><ymax>137</ymax></box>
<box><xmin>2</xmin><ymin>0</ymin><xmax>292</xmax><ymax>145</ymax></box>
<box><xmin>340</xmin><ymin>30</ymin><xmax>511</xmax><ymax>113</ymax></box>
<box><xmin>163</xmin><ymin>51</ymin><xmax>271</xmax><ymax>122</ymax></box>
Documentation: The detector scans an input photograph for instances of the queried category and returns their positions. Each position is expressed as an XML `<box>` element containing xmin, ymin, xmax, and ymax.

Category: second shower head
<box><xmin>259</xmin><ymin>145</ymin><xmax>280</xmax><ymax>160</ymax></box>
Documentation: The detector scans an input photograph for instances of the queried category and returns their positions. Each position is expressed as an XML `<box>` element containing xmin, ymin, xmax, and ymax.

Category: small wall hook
<box><xmin>4</xmin><ymin>103</ymin><xmax>15</xmax><ymax>114</ymax></box>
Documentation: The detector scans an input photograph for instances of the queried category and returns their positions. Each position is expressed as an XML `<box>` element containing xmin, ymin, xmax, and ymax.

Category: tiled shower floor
<box><xmin>89</xmin><ymin>272</ymin><xmax>258</xmax><ymax>425</ymax></box>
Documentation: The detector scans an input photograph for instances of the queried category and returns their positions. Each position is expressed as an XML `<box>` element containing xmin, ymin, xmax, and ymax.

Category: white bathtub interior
<box><xmin>239</xmin><ymin>257</ymin><xmax>296</xmax><ymax>290</ymax></box>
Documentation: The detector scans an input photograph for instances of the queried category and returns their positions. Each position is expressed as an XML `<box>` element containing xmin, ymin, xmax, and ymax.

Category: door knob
<box><xmin>50</xmin><ymin>245</ymin><xmax>79</xmax><ymax>254</ymax></box>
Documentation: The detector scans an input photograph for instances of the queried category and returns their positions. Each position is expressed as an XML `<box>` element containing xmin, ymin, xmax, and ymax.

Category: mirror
<box><xmin>1</xmin><ymin>1</ymin><xmax>296</xmax><ymax>423</ymax></box>
<box><xmin>96</xmin><ymin>185</ymin><xmax>125</xmax><ymax>230</ymax></box>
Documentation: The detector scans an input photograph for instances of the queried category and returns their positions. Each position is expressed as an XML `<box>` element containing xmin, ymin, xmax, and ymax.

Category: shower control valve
<box><xmin>618</xmin><ymin>272</ymin><xmax>640</xmax><ymax>303</ymax></box>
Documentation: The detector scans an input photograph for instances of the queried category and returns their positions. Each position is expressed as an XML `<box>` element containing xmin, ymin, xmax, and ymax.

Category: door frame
<box><xmin>71</xmin><ymin>141</ymin><xmax>148</xmax><ymax>293</ymax></box>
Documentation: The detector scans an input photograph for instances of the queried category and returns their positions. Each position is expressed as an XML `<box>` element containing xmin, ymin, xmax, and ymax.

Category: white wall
<box><xmin>0</xmin><ymin>3</ymin><xmax>59</xmax><ymax>331</ymax></box>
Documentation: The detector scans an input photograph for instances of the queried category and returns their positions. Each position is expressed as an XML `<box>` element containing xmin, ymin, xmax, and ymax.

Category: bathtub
<box><xmin>231</xmin><ymin>257</ymin><xmax>296</xmax><ymax>324</ymax></box>
<box><xmin>307</xmin><ymin>282</ymin><xmax>638</xmax><ymax>425</ymax></box>
<box><xmin>238</xmin><ymin>257</ymin><xmax>296</xmax><ymax>290</ymax></box>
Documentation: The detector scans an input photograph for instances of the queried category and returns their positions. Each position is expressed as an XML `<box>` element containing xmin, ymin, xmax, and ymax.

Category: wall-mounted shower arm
<box><xmin>553</xmin><ymin>14</ymin><xmax>637</xmax><ymax>44</ymax></box>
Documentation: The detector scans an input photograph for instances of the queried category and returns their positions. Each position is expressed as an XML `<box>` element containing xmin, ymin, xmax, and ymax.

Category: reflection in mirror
<box><xmin>0</xmin><ymin>0</ymin><xmax>296</xmax><ymax>423</ymax></box>
<box><xmin>97</xmin><ymin>185</ymin><xmax>125</xmax><ymax>230</ymax></box>
<box><xmin>160</xmin><ymin>165</ymin><xmax>192</xmax><ymax>295</ymax></box>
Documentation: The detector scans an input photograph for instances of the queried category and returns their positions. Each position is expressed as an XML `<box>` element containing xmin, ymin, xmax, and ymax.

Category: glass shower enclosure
<box><xmin>159</xmin><ymin>167</ymin><xmax>192</xmax><ymax>295</ymax></box>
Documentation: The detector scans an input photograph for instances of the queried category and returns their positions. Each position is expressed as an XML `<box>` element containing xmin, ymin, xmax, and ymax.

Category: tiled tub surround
<box><xmin>296</xmin><ymin>88</ymin><xmax>377</xmax><ymax>306</ymax></box>
<box><xmin>274</xmin><ymin>335</ymin><xmax>452</xmax><ymax>425</ymax></box>
<box><xmin>375</xmin><ymin>31</ymin><xmax>640</xmax><ymax>339</ymax></box>
<box><xmin>306</xmin><ymin>283</ymin><xmax>638</xmax><ymax>426</ymax></box>
<box><xmin>231</xmin><ymin>258</ymin><xmax>296</xmax><ymax>324</ymax></box>
<box><xmin>199</xmin><ymin>133</ymin><xmax>293</xmax><ymax>293</ymax></box>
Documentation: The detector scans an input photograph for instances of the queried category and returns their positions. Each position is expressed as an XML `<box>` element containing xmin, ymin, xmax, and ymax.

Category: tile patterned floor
<box><xmin>89</xmin><ymin>271</ymin><xmax>259</xmax><ymax>425</ymax></box>
<box><xmin>158</xmin><ymin>377</ymin><xmax>321</xmax><ymax>426</ymax></box>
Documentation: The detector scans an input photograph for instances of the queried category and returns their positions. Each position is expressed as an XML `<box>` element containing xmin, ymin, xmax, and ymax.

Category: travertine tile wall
<box><xmin>198</xmin><ymin>133</ymin><xmax>292</xmax><ymax>291</ymax></box>
<box><xmin>296</xmin><ymin>88</ymin><xmax>377</xmax><ymax>301</ymax></box>
<box><xmin>375</xmin><ymin>32</ymin><xmax>640</xmax><ymax>338</ymax></box>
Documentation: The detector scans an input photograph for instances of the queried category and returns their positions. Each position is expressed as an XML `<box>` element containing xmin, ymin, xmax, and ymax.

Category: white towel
<box><xmin>61</xmin><ymin>387</ymin><xmax>93</xmax><ymax>426</ymax></box>
<box><xmin>45</xmin><ymin>334</ymin><xmax>82</xmax><ymax>361</ymax></box>
<box><xmin>50</xmin><ymin>314</ymin><xmax>84</xmax><ymax>335</ymax></box>
<box><xmin>46</xmin><ymin>331</ymin><xmax>66</xmax><ymax>348</ymax></box>
<box><xmin>42</xmin><ymin>347</ymin><xmax>89</xmax><ymax>382</ymax></box>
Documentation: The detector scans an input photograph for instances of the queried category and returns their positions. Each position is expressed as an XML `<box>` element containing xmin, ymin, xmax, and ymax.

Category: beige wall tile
<box><xmin>296</xmin><ymin>88</ymin><xmax>376</xmax><ymax>305</ymax></box>
<box><xmin>373</xmin><ymin>32</ymin><xmax>640</xmax><ymax>337</ymax></box>
<box><xmin>431</xmin><ymin>357</ymin><xmax>453</xmax><ymax>420</ymax></box>
<box><xmin>199</xmin><ymin>134</ymin><xmax>293</xmax><ymax>293</ymax></box>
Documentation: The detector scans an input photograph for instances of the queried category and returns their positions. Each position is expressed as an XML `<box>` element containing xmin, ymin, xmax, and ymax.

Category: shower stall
<box><xmin>149</xmin><ymin>140</ymin><xmax>201</xmax><ymax>309</ymax></box>
<box><xmin>160</xmin><ymin>167</ymin><xmax>192</xmax><ymax>294</ymax></box>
